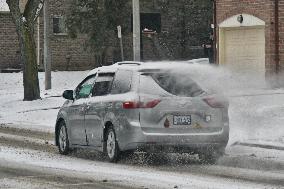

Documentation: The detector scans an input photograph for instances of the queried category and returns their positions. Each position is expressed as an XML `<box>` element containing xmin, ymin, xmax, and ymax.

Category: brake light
<box><xmin>123</xmin><ymin>101</ymin><xmax>138</xmax><ymax>109</ymax></box>
<box><xmin>203</xmin><ymin>97</ymin><xmax>225</xmax><ymax>108</ymax></box>
<box><xmin>123</xmin><ymin>99</ymin><xmax>161</xmax><ymax>109</ymax></box>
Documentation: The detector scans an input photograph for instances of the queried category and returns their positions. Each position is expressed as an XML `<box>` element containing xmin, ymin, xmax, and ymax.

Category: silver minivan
<box><xmin>55</xmin><ymin>62</ymin><xmax>229</xmax><ymax>163</ymax></box>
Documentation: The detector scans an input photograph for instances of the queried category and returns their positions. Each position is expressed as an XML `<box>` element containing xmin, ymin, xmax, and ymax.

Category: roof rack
<box><xmin>116</xmin><ymin>61</ymin><xmax>142</xmax><ymax>66</ymax></box>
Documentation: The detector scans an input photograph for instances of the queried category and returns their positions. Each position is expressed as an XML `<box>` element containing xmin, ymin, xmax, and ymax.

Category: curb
<box><xmin>0</xmin><ymin>132</ymin><xmax>54</xmax><ymax>146</ymax></box>
<box><xmin>232</xmin><ymin>141</ymin><xmax>284</xmax><ymax>151</ymax></box>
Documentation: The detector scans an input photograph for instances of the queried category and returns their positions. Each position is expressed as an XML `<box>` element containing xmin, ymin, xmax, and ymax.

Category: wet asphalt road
<box><xmin>0</xmin><ymin>165</ymin><xmax>135</xmax><ymax>189</ymax></box>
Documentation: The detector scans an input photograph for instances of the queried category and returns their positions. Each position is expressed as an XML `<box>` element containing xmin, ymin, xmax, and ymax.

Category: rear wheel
<box><xmin>57</xmin><ymin>121</ymin><xmax>70</xmax><ymax>155</ymax></box>
<box><xmin>106</xmin><ymin>127</ymin><xmax>120</xmax><ymax>162</ymax></box>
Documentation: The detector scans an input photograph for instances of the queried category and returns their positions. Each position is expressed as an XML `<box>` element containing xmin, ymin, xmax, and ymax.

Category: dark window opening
<box><xmin>53</xmin><ymin>17</ymin><xmax>66</xmax><ymax>34</ymax></box>
<box><xmin>141</xmin><ymin>13</ymin><xmax>161</xmax><ymax>33</ymax></box>
<box><xmin>92</xmin><ymin>81</ymin><xmax>113</xmax><ymax>96</ymax></box>
<box><xmin>131</xmin><ymin>13</ymin><xmax>161</xmax><ymax>33</ymax></box>
<box><xmin>92</xmin><ymin>75</ymin><xmax>114</xmax><ymax>96</ymax></box>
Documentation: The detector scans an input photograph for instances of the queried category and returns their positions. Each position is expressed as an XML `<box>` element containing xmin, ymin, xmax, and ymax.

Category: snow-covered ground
<box><xmin>0</xmin><ymin>64</ymin><xmax>283</xmax><ymax>147</ymax></box>
<box><xmin>0</xmin><ymin>71</ymin><xmax>88</xmax><ymax>132</ymax></box>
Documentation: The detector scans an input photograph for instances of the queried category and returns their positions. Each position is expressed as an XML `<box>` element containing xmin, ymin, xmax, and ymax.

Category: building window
<box><xmin>141</xmin><ymin>13</ymin><xmax>161</xmax><ymax>33</ymax></box>
<box><xmin>53</xmin><ymin>16</ymin><xmax>67</xmax><ymax>34</ymax></box>
<box><xmin>131</xmin><ymin>13</ymin><xmax>161</xmax><ymax>33</ymax></box>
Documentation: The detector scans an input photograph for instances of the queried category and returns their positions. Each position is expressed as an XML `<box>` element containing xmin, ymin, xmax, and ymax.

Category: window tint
<box><xmin>92</xmin><ymin>75</ymin><xmax>114</xmax><ymax>96</ymax></box>
<box><xmin>76</xmin><ymin>75</ymin><xmax>96</xmax><ymax>99</ymax></box>
<box><xmin>151</xmin><ymin>73</ymin><xmax>204</xmax><ymax>97</ymax></box>
<box><xmin>111</xmin><ymin>70</ymin><xmax>132</xmax><ymax>94</ymax></box>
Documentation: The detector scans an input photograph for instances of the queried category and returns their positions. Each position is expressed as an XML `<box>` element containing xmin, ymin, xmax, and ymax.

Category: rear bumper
<box><xmin>117</xmin><ymin>122</ymin><xmax>229</xmax><ymax>153</ymax></box>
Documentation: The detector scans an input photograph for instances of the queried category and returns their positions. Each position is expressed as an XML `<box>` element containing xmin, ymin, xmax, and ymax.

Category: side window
<box><xmin>111</xmin><ymin>70</ymin><xmax>132</xmax><ymax>94</ymax></box>
<box><xmin>75</xmin><ymin>75</ymin><xmax>96</xmax><ymax>99</ymax></box>
<box><xmin>92</xmin><ymin>75</ymin><xmax>114</xmax><ymax>97</ymax></box>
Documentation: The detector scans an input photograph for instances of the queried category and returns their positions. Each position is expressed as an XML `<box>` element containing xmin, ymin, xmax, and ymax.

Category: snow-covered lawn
<box><xmin>0</xmin><ymin>65</ymin><xmax>283</xmax><ymax>146</ymax></box>
<box><xmin>0</xmin><ymin>71</ymin><xmax>88</xmax><ymax>132</ymax></box>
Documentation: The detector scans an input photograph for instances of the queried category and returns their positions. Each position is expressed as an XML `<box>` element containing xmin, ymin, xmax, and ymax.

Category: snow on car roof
<box><xmin>87</xmin><ymin>60</ymin><xmax>206</xmax><ymax>76</ymax></box>
<box><xmin>87</xmin><ymin>62</ymin><xmax>143</xmax><ymax>76</ymax></box>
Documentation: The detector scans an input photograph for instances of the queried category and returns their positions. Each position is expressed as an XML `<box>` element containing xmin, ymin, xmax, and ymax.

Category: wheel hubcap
<box><xmin>59</xmin><ymin>125</ymin><xmax>67</xmax><ymax>151</ymax></box>
<box><xmin>107</xmin><ymin>131</ymin><xmax>115</xmax><ymax>158</ymax></box>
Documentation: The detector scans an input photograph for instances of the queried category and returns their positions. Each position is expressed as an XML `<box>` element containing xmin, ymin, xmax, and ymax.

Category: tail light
<box><xmin>123</xmin><ymin>99</ymin><xmax>161</xmax><ymax>109</ymax></box>
<box><xmin>203</xmin><ymin>96</ymin><xmax>226</xmax><ymax>108</ymax></box>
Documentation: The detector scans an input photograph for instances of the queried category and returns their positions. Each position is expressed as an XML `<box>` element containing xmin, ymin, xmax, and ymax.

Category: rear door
<box><xmin>138</xmin><ymin>73</ymin><xmax>223</xmax><ymax>135</ymax></box>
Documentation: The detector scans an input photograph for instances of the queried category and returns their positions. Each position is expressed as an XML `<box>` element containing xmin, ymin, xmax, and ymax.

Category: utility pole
<box><xmin>117</xmin><ymin>25</ymin><xmax>124</xmax><ymax>61</ymax></box>
<box><xmin>132</xmin><ymin>0</ymin><xmax>140</xmax><ymax>61</ymax></box>
<box><xmin>37</xmin><ymin>17</ymin><xmax>40</xmax><ymax>66</ymax></box>
<box><xmin>44</xmin><ymin>0</ymin><xmax>51</xmax><ymax>90</ymax></box>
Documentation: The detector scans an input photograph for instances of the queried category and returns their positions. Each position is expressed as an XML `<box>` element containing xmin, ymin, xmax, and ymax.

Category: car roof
<box><xmin>87</xmin><ymin>60</ymin><xmax>199</xmax><ymax>76</ymax></box>
<box><xmin>87</xmin><ymin>61</ymin><xmax>144</xmax><ymax>76</ymax></box>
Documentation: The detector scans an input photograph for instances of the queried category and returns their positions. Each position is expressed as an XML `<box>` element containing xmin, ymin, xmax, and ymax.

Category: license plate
<box><xmin>173</xmin><ymin>115</ymin><xmax>191</xmax><ymax>125</ymax></box>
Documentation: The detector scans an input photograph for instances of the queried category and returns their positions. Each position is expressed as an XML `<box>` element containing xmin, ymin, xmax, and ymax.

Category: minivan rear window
<box><xmin>151</xmin><ymin>73</ymin><xmax>204</xmax><ymax>97</ymax></box>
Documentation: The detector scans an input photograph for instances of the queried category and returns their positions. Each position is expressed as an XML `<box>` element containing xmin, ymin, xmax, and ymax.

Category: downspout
<box><xmin>213</xmin><ymin>0</ymin><xmax>217</xmax><ymax>64</ymax></box>
<box><xmin>275</xmin><ymin>0</ymin><xmax>280</xmax><ymax>73</ymax></box>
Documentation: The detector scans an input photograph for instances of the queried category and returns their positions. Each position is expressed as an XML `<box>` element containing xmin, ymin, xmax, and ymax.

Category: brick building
<box><xmin>215</xmin><ymin>0</ymin><xmax>284</xmax><ymax>79</ymax></box>
<box><xmin>0</xmin><ymin>0</ymin><xmax>212</xmax><ymax>71</ymax></box>
<box><xmin>0</xmin><ymin>0</ymin><xmax>96</xmax><ymax>71</ymax></box>
<box><xmin>0</xmin><ymin>11</ymin><xmax>20</xmax><ymax>70</ymax></box>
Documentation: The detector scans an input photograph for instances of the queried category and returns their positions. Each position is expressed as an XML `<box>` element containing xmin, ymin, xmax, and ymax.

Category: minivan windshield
<box><xmin>151</xmin><ymin>73</ymin><xmax>204</xmax><ymax>97</ymax></box>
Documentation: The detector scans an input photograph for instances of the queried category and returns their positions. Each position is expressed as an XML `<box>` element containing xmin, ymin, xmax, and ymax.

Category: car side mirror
<box><xmin>63</xmin><ymin>90</ymin><xmax>74</xmax><ymax>100</ymax></box>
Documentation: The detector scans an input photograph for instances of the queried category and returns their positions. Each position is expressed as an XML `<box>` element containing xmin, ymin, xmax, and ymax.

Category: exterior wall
<box><xmin>215</xmin><ymin>0</ymin><xmax>282</xmax><ymax>76</ymax></box>
<box><xmin>0</xmin><ymin>12</ymin><xmax>21</xmax><ymax>70</ymax></box>
<box><xmin>48</xmin><ymin>0</ymin><xmax>96</xmax><ymax>70</ymax></box>
<box><xmin>0</xmin><ymin>0</ymin><xmax>96</xmax><ymax>71</ymax></box>
<box><xmin>278</xmin><ymin>0</ymin><xmax>284</xmax><ymax>73</ymax></box>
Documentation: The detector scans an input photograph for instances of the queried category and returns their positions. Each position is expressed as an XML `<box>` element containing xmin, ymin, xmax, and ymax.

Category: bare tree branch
<box><xmin>24</xmin><ymin>0</ymin><xmax>44</xmax><ymax>24</ymax></box>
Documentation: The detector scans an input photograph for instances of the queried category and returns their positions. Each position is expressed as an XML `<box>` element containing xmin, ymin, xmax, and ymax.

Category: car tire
<box><xmin>57</xmin><ymin>121</ymin><xmax>70</xmax><ymax>155</ymax></box>
<box><xmin>106</xmin><ymin>127</ymin><xmax>120</xmax><ymax>162</ymax></box>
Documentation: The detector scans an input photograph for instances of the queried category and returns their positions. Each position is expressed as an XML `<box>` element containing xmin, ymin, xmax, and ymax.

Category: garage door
<box><xmin>223</xmin><ymin>27</ymin><xmax>265</xmax><ymax>76</ymax></box>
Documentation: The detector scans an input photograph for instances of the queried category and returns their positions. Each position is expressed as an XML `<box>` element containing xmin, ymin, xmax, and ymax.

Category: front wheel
<box><xmin>106</xmin><ymin>127</ymin><xmax>120</xmax><ymax>162</ymax></box>
<box><xmin>57</xmin><ymin>121</ymin><xmax>70</xmax><ymax>155</ymax></box>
